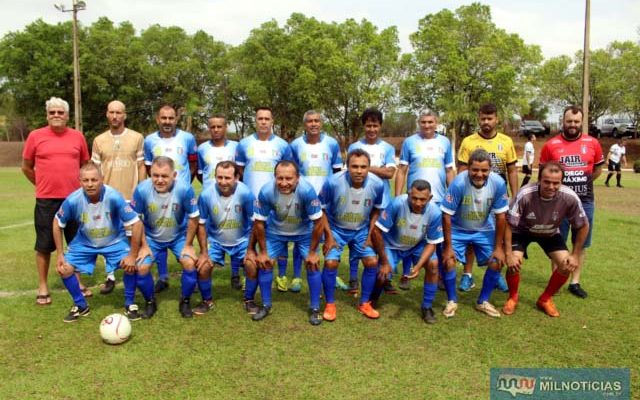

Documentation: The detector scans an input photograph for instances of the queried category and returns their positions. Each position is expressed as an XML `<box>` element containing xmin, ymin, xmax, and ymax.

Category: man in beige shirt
<box><xmin>91</xmin><ymin>100</ymin><xmax>146</xmax><ymax>294</ymax></box>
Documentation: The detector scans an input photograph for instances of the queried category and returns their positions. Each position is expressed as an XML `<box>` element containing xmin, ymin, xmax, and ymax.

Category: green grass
<box><xmin>0</xmin><ymin>167</ymin><xmax>639</xmax><ymax>399</ymax></box>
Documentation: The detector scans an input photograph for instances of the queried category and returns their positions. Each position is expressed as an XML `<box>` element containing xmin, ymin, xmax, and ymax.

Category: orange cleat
<box><xmin>536</xmin><ymin>298</ymin><xmax>560</xmax><ymax>317</ymax></box>
<box><xmin>502</xmin><ymin>298</ymin><xmax>519</xmax><ymax>315</ymax></box>
<box><xmin>323</xmin><ymin>303</ymin><xmax>337</xmax><ymax>321</ymax></box>
<box><xmin>357</xmin><ymin>301</ymin><xmax>380</xmax><ymax>319</ymax></box>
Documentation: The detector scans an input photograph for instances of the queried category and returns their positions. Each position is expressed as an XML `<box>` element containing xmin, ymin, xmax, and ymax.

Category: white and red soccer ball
<box><xmin>99</xmin><ymin>313</ymin><xmax>131</xmax><ymax>345</ymax></box>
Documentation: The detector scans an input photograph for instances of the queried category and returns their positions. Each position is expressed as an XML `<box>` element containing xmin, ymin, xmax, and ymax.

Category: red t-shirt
<box><xmin>539</xmin><ymin>134</ymin><xmax>604</xmax><ymax>202</ymax></box>
<box><xmin>22</xmin><ymin>126</ymin><xmax>90</xmax><ymax>198</ymax></box>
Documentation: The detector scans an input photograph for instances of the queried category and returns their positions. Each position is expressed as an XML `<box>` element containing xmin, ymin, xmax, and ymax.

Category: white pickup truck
<box><xmin>597</xmin><ymin>117</ymin><xmax>636</xmax><ymax>138</ymax></box>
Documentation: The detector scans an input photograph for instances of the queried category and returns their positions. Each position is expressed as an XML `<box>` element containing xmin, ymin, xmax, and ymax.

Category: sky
<box><xmin>0</xmin><ymin>0</ymin><xmax>638</xmax><ymax>59</ymax></box>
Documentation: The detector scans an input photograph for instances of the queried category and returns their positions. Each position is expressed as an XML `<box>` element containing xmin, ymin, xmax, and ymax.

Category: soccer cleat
<box><xmin>289</xmin><ymin>277</ymin><xmax>302</xmax><ymax>293</ymax></box>
<box><xmin>536</xmin><ymin>298</ymin><xmax>560</xmax><ymax>317</ymax></box>
<box><xmin>459</xmin><ymin>274</ymin><xmax>475</xmax><ymax>292</ymax></box>
<box><xmin>442</xmin><ymin>301</ymin><xmax>458</xmax><ymax>318</ymax></box>
<box><xmin>179</xmin><ymin>297</ymin><xmax>193</xmax><ymax>318</ymax></box>
<box><xmin>252</xmin><ymin>305</ymin><xmax>272</xmax><ymax>321</ymax></box>
<box><xmin>347</xmin><ymin>279</ymin><xmax>359</xmax><ymax>295</ymax></box>
<box><xmin>502</xmin><ymin>298</ymin><xmax>518</xmax><ymax>315</ymax></box>
<box><xmin>275</xmin><ymin>276</ymin><xmax>288</xmax><ymax>292</ymax></box>
<box><xmin>100</xmin><ymin>278</ymin><xmax>116</xmax><ymax>295</ymax></box>
<box><xmin>568</xmin><ymin>283</ymin><xmax>588</xmax><ymax>299</ymax></box>
<box><xmin>421</xmin><ymin>307</ymin><xmax>436</xmax><ymax>324</ymax></box>
<box><xmin>192</xmin><ymin>300</ymin><xmax>214</xmax><ymax>315</ymax></box>
<box><xmin>399</xmin><ymin>276</ymin><xmax>411</xmax><ymax>291</ymax></box>
<box><xmin>154</xmin><ymin>279</ymin><xmax>169</xmax><ymax>294</ymax></box>
<box><xmin>63</xmin><ymin>304</ymin><xmax>90</xmax><ymax>323</ymax></box>
<box><xmin>383</xmin><ymin>280</ymin><xmax>398</xmax><ymax>295</ymax></box>
<box><xmin>243</xmin><ymin>300</ymin><xmax>259</xmax><ymax>315</ymax></box>
<box><xmin>323</xmin><ymin>303</ymin><xmax>337</xmax><ymax>321</ymax></box>
<box><xmin>230</xmin><ymin>275</ymin><xmax>242</xmax><ymax>290</ymax></box>
<box><xmin>605</xmin><ymin>181</ymin><xmax>610</xmax><ymax>187</ymax></box>
<box><xmin>495</xmin><ymin>275</ymin><xmax>509</xmax><ymax>293</ymax></box>
<box><xmin>142</xmin><ymin>299</ymin><xmax>158</xmax><ymax>319</ymax></box>
<box><xmin>335</xmin><ymin>277</ymin><xmax>349</xmax><ymax>291</ymax></box>
<box><xmin>309</xmin><ymin>308</ymin><xmax>322</xmax><ymax>326</ymax></box>
<box><xmin>357</xmin><ymin>301</ymin><xmax>380</xmax><ymax>319</ymax></box>
<box><xmin>617</xmin><ymin>184</ymin><xmax>624</xmax><ymax>188</ymax></box>
<box><xmin>124</xmin><ymin>304</ymin><xmax>142</xmax><ymax>321</ymax></box>
<box><xmin>475</xmin><ymin>301</ymin><xmax>501</xmax><ymax>318</ymax></box>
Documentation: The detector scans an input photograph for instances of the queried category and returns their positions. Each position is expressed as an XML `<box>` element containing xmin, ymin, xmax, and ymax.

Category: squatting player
<box><xmin>440</xmin><ymin>149</ymin><xmax>509</xmax><ymax>318</ymax></box>
<box><xmin>503</xmin><ymin>162</ymin><xmax>588</xmax><ymax>317</ymax></box>
<box><xmin>53</xmin><ymin>163</ymin><xmax>156</xmax><ymax>322</ymax></box>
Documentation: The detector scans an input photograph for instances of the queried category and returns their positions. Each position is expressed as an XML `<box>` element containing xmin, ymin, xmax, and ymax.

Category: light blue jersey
<box><xmin>399</xmin><ymin>133</ymin><xmax>454</xmax><ymax>203</ymax></box>
<box><xmin>347</xmin><ymin>138</ymin><xmax>396</xmax><ymax>196</ymax></box>
<box><xmin>254</xmin><ymin>176</ymin><xmax>323</xmax><ymax>236</ymax></box>
<box><xmin>56</xmin><ymin>185</ymin><xmax>139</xmax><ymax>248</ymax></box>
<box><xmin>197</xmin><ymin>140</ymin><xmax>238</xmax><ymax>190</ymax></box>
<box><xmin>198</xmin><ymin>181</ymin><xmax>254</xmax><ymax>247</ymax></box>
<box><xmin>131</xmin><ymin>179</ymin><xmax>199</xmax><ymax>243</ymax></box>
<box><xmin>143</xmin><ymin>129</ymin><xmax>197</xmax><ymax>186</ymax></box>
<box><xmin>290</xmin><ymin>133</ymin><xmax>343</xmax><ymax>194</ymax></box>
<box><xmin>235</xmin><ymin>133</ymin><xmax>292</xmax><ymax>196</ymax></box>
<box><xmin>320</xmin><ymin>170</ymin><xmax>386</xmax><ymax>231</ymax></box>
<box><xmin>375</xmin><ymin>194</ymin><xmax>443</xmax><ymax>250</ymax></box>
<box><xmin>440</xmin><ymin>171</ymin><xmax>509</xmax><ymax>232</ymax></box>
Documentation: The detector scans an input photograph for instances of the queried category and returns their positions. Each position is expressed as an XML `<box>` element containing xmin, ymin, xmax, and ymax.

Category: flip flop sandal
<box><xmin>36</xmin><ymin>294</ymin><xmax>52</xmax><ymax>306</ymax></box>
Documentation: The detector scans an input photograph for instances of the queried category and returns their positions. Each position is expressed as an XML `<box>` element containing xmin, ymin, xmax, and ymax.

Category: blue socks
<box><xmin>292</xmin><ymin>246</ymin><xmax>303</xmax><ymax>279</ymax></box>
<box><xmin>198</xmin><ymin>278</ymin><xmax>212</xmax><ymax>302</ymax></box>
<box><xmin>123</xmin><ymin>272</ymin><xmax>137</xmax><ymax>306</ymax></box>
<box><xmin>322</xmin><ymin>268</ymin><xmax>337</xmax><ymax>303</ymax></box>
<box><xmin>478</xmin><ymin>268</ymin><xmax>500</xmax><ymax>304</ymax></box>
<box><xmin>231</xmin><ymin>259</ymin><xmax>241</xmax><ymax>278</ymax></box>
<box><xmin>349</xmin><ymin>257</ymin><xmax>359</xmax><ymax>281</ymax></box>
<box><xmin>361</xmin><ymin>267</ymin><xmax>377</xmax><ymax>303</ymax></box>
<box><xmin>156</xmin><ymin>248</ymin><xmax>169</xmax><ymax>281</ymax></box>
<box><xmin>443</xmin><ymin>269</ymin><xmax>458</xmax><ymax>302</ymax></box>
<box><xmin>245</xmin><ymin>278</ymin><xmax>258</xmax><ymax>301</ymax></box>
<box><xmin>181</xmin><ymin>269</ymin><xmax>197</xmax><ymax>299</ymax></box>
<box><xmin>137</xmin><ymin>272</ymin><xmax>154</xmax><ymax>301</ymax></box>
<box><xmin>422</xmin><ymin>282</ymin><xmax>438</xmax><ymax>308</ymax></box>
<box><xmin>278</xmin><ymin>257</ymin><xmax>287</xmax><ymax>278</ymax></box>
<box><xmin>307</xmin><ymin>270</ymin><xmax>322</xmax><ymax>310</ymax></box>
<box><xmin>258</xmin><ymin>269</ymin><xmax>273</xmax><ymax>307</ymax></box>
<box><xmin>402</xmin><ymin>257</ymin><xmax>412</xmax><ymax>276</ymax></box>
<box><xmin>62</xmin><ymin>274</ymin><xmax>87</xmax><ymax>308</ymax></box>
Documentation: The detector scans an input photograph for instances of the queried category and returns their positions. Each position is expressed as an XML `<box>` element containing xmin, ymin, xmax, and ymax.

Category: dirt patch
<box><xmin>0</xmin><ymin>142</ymin><xmax>24</xmax><ymax>167</ymax></box>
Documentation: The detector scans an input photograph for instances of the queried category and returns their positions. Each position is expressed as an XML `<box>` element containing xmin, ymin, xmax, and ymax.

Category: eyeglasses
<box><xmin>48</xmin><ymin>110</ymin><xmax>66</xmax><ymax>116</ymax></box>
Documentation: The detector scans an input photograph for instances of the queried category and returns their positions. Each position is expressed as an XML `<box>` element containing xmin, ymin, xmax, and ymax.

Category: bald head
<box><xmin>106</xmin><ymin>100</ymin><xmax>127</xmax><ymax>133</ymax></box>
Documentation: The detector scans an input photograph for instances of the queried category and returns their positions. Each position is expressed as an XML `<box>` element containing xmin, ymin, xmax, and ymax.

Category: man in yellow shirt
<box><xmin>457</xmin><ymin>103</ymin><xmax>518</xmax><ymax>292</ymax></box>
<box><xmin>91</xmin><ymin>100</ymin><xmax>146</xmax><ymax>294</ymax></box>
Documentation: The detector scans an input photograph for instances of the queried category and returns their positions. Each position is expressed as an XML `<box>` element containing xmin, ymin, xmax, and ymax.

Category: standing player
<box><xmin>132</xmin><ymin>157</ymin><xmax>202</xmax><ymax>318</ymax></box>
<box><xmin>91</xmin><ymin>100</ymin><xmax>146</xmax><ymax>294</ymax></box>
<box><xmin>235</xmin><ymin>107</ymin><xmax>292</xmax><ymax>289</ymax></box>
<box><xmin>22</xmin><ymin>97</ymin><xmax>90</xmax><ymax>305</ymax></box>
<box><xmin>53</xmin><ymin>163</ymin><xmax>156</xmax><ymax>322</ymax></box>
<box><xmin>250</xmin><ymin>161</ymin><xmax>328</xmax><ymax>325</ymax></box>
<box><xmin>440</xmin><ymin>149</ymin><xmax>509</xmax><ymax>318</ymax></box>
<box><xmin>196</xmin><ymin>162</ymin><xmax>259</xmax><ymax>315</ymax></box>
<box><xmin>604</xmin><ymin>137</ymin><xmax>627</xmax><ymax>188</ymax></box>
<box><xmin>456</xmin><ymin>103</ymin><xmax>517</xmax><ymax>292</ymax></box>
<box><xmin>503</xmin><ymin>162</ymin><xmax>588</xmax><ymax>317</ymax></box>
<box><xmin>346</xmin><ymin>108</ymin><xmax>396</xmax><ymax>294</ymax></box>
<box><xmin>521</xmin><ymin>133</ymin><xmax>536</xmax><ymax>187</ymax></box>
<box><xmin>376</xmin><ymin>180</ymin><xmax>444</xmax><ymax>323</ymax></box>
<box><xmin>143</xmin><ymin>105</ymin><xmax>198</xmax><ymax>293</ymax></box>
<box><xmin>539</xmin><ymin>105</ymin><xmax>604</xmax><ymax>298</ymax></box>
<box><xmin>395</xmin><ymin>109</ymin><xmax>454</xmax><ymax>290</ymax></box>
<box><xmin>286</xmin><ymin>110</ymin><xmax>343</xmax><ymax>293</ymax></box>
<box><xmin>319</xmin><ymin>149</ymin><xmax>389</xmax><ymax>321</ymax></box>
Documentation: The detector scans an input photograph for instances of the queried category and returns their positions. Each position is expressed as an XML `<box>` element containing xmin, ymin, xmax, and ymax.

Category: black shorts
<box><xmin>522</xmin><ymin>165</ymin><xmax>532</xmax><ymax>175</ymax></box>
<box><xmin>511</xmin><ymin>232</ymin><xmax>567</xmax><ymax>256</ymax></box>
<box><xmin>34</xmin><ymin>198</ymin><xmax>78</xmax><ymax>253</ymax></box>
<box><xmin>607</xmin><ymin>161</ymin><xmax>621</xmax><ymax>172</ymax></box>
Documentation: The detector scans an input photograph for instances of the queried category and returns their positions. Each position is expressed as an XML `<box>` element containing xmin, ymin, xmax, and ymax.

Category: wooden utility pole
<box><xmin>582</xmin><ymin>0</ymin><xmax>591</xmax><ymax>134</ymax></box>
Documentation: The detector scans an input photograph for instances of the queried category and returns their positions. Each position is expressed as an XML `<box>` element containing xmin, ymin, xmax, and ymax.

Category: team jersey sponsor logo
<box><xmin>559</xmin><ymin>155</ymin><xmax>586</xmax><ymax>167</ymax></box>
<box><xmin>364</xmin><ymin>199</ymin><xmax>372</xmax><ymax>207</ymax></box>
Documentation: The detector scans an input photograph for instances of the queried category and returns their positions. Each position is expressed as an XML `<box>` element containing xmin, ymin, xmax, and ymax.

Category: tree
<box><xmin>609</xmin><ymin>41</ymin><xmax>640</xmax><ymax>129</ymax></box>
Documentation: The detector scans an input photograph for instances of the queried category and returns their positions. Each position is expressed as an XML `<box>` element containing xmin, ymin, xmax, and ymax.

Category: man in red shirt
<box><xmin>539</xmin><ymin>105</ymin><xmax>604</xmax><ymax>298</ymax></box>
<box><xmin>22</xmin><ymin>97</ymin><xmax>90</xmax><ymax>305</ymax></box>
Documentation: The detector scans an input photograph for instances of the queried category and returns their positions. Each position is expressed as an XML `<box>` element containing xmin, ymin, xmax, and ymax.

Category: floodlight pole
<box><xmin>582</xmin><ymin>0</ymin><xmax>591</xmax><ymax>134</ymax></box>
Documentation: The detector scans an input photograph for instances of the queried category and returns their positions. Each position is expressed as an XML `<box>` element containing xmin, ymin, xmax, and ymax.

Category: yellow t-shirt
<box><xmin>457</xmin><ymin>132</ymin><xmax>517</xmax><ymax>177</ymax></box>
<box><xmin>91</xmin><ymin>128</ymin><xmax>144</xmax><ymax>200</ymax></box>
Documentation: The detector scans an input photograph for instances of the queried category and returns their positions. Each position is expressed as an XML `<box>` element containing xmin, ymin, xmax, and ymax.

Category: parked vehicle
<box><xmin>597</xmin><ymin>117</ymin><xmax>636</xmax><ymax>138</ymax></box>
<box><xmin>519</xmin><ymin>120</ymin><xmax>546</xmax><ymax>137</ymax></box>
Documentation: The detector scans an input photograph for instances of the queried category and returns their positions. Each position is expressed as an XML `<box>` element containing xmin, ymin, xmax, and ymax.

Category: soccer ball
<box><xmin>99</xmin><ymin>313</ymin><xmax>131</xmax><ymax>345</ymax></box>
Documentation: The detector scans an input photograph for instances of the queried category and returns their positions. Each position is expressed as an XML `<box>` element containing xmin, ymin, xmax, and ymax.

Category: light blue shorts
<box><xmin>208</xmin><ymin>239</ymin><xmax>248</xmax><ymax>266</ymax></box>
<box><xmin>325</xmin><ymin>225</ymin><xmax>376</xmax><ymax>261</ymax></box>
<box><xmin>451</xmin><ymin>229</ymin><xmax>495</xmax><ymax>266</ymax></box>
<box><xmin>267</xmin><ymin>233</ymin><xmax>312</xmax><ymax>260</ymax></box>
<box><xmin>65</xmin><ymin>240</ymin><xmax>130</xmax><ymax>275</ymax></box>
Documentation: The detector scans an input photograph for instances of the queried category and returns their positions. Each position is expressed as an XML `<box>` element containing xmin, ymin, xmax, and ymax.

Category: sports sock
<box><xmin>443</xmin><ymin>269</ymin><xmax>458</xmax><ymax>302</ymax></box>
<box><xmin>122</xmin><ymin>272</ymin><xmax>137</xmax><ymax>307</ymax></box>
<box><xmin>62</xmin><ymin>274</ymin><xmax>87</xmax><ymax>308</ymax></box>
<box><xmin>181</xmin><ymin>269</ymin><xmax>197</xmax><ymax>299</ymax></box>
<box><xmin>244</xmin><ymin>278</ymin><xmax>258</xmax><ymax>301</ymax></box>
<box><xmin>156</xmin><ymin>248</ymin><xmax>169</xmax><ymax>280</ymax></box>
<box><xmin>197</xmin><ymin>278</ymin><xmax>212</xmax><ymax>302</ymax></box>
<box><xmin>616</xmin><ymin>174</ymin><xmax>621</xmax><ymax>186</ymax></box>
<box><xmin>539</xmin><ymin>270</ymin><xmax>569</xmax><ymax>303</ymax></box>
<box><xmin>136</xmin><ymin>272</ymin><xmax>154</xmax><ymax>301</ymax></box>
<box><xmin>231</xmin><ymin>259</ymin><xmax>240</xmax><ymax>277</ymax></box>
<box><xmin>258</xmin><ymin>269</ymin><xmax>273</xmax><ymax>307</ymax></box>
<box><xmin>349</xmin><ymin>257</ymin><xmax>359</xmax><ymax>281</ymax></box>
<box><xmin>293</xmin><ymin>246</ymin><xmax>303</xmax><ymax>279</ymax></box>
<box><xmin>605</xmin><ymin>173</ymin><xmax>612</xmax><ymax>184</ymax></box>
<box><xmin>107</xmin><ymin>272</ymin><xmax>116</xmax><ymax>281</ymax></box>
<box><xmin>422</xmin><ymin>282</ymin><xmax>438</xmax><ymax>308</ymax></box>
<box><xmin>506</xmin><ymin>272</ymin><xmax>520</xmax><ymax>300</ymax></box>
<box><xmin>402</xmin><ymin>257</ymin><xmax>412</xmax><ymax>276</ymax></box>
<box><xmin>478</xmin><ymin>268</ymin><xmax>500</xmax><ymax>304</ymax></box>
<box><xmin>321</xmin><ymin>268</ymin><xmax>337</xmax><ymax>303</ymax></box>
<box><xmin>277</xmin><ymin>257</ymin><xmax>287</xmax><ymax>278</ymax></box>
<box><xmin>360</xmin><ymin>267</ymin><xmax>377</xmax><ymax>303</ymax></box>
<box><xmin>307</xmin><ymin>269</ymin><xmax>322</xmax><ymax>310</ymax></box>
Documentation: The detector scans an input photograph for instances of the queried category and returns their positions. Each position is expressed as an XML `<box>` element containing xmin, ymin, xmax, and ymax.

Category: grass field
<box><xmin>0</xmin><ymin>167</ymin><xmax>638</xmax><ymax>399</ymax></box>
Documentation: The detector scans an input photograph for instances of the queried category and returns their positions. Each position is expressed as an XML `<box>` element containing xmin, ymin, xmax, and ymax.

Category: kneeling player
<box><xmin>54</xmin><ymin>163</ymin><xmax>156</xmax><ymax>322</ymax></box>
<box><xmin>376</xmin><ymin>180</ymin><xmax>443</xmax><ymax>323</ymax></box>
<box><xmin>503</xmin><ymin>162</ymin><xmax>588</xmax><ymax>317</ymax></box>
